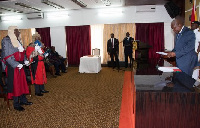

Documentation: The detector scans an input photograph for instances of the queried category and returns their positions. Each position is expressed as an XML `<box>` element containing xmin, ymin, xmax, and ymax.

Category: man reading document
<box><xmin>167</xmin><ymin>16</ymin><xmax>199</xmax><ymax>76</ymax></box>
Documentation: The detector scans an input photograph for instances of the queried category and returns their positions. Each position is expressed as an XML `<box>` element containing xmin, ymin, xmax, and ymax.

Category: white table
<box><xmin>79</xmin><ymin>56</ymin><xmax>101</xmax><ymax>73</ymax></box>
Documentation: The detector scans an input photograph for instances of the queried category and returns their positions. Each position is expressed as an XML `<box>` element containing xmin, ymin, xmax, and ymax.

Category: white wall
<box><xmin>164</xmin><ymin>23</ymin><xmax>174</xmax><ymax>51</ymax></box>
<box><xmin>50</xmin><ymin>26</ymin><xmax>67</xmax><ymax>58</ymax></box>
<box><xmin>0</xmin><ymin>5</ymin><xmax>174</xmax><ymax>54</ymax></box>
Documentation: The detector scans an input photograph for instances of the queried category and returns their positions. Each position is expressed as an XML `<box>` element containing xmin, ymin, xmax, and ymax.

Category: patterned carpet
<box><xmin>0</xmin><ymin>67</ymin><xmax>125</xmax><ymax>128</ymax></box>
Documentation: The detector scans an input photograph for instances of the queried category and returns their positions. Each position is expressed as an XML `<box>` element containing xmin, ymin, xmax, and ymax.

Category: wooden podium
<box><xmin>135</xmin><ymin>40</ymin><xmax>151</xmax><ymax>60</ymax></box>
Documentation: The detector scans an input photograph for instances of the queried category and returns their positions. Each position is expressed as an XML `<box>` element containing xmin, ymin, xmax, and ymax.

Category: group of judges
<box><xmin>1</xmin><ymin>26</ymin><xmax>50</xmax><ymax>111</ymax></box>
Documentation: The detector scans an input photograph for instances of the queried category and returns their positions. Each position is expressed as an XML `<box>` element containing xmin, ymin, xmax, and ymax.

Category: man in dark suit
<box><xmin>167</xmin><ymin>16</ymin><xmax>199</xmax><ymax>76</ymax></box>
<box><xmin>107</xmin><ymin>33</ymin><xmax>120</xmax><ymax>70</ymax></box>
<box><xmin>48</xmin><ymin>46</ymin><xmax>67</xmax><ymax>76</ymax></box>
<box><xmin>123</xmin><ymin>32</ymin><xmax>134</xmax><ymax>68</ymax></box>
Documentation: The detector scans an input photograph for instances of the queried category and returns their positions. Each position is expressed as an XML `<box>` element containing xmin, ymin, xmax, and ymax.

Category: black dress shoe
<box><xmin>20</xmin><ymin>102</ymin><xmax>33</xmax><ymax>105</ymax></box>
<box><xmin>55</xmin><ymin>73</ymin><xmax>61</xmax><ymax>76</ymax></box>
<box><xmin>14</xmin><ymin>106</ymin><xmax>25</xmax><ymax>111</ymax></box>
<box><xmin>41</xmin><ymin>90</ymin><xmax>49</xmax><ymax>93</ymax></box>
<box><xmin>35</xmin><ymin>93</ymin><xmax>43</xmax><ymax>96</ymax></box>
<box><xmin>62</xmin><ymin>71</ymin><xmax>67</xmax><ymax>73</ymax></box>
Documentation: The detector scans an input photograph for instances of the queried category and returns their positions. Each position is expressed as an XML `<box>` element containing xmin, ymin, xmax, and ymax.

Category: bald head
<box><xmin>175</xmin><ymin>15</ymin><xmax>184</xmax><ymax>26</ymax></box>
<box><xmin>171</xmin><ymin>16</ymin><xmax>184</xmax><ymax>34</ymax></box>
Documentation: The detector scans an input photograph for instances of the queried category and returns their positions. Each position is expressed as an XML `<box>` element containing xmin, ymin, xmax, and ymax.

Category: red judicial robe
<box><xmin>5</xmin><ymin>51</ymin><xmax>29</xmax><ymax>99</ymax></box>
<box><xmin>26</xmin><ymin>47</ymin><xmax>47</xmax><ymax>85</ymax></box>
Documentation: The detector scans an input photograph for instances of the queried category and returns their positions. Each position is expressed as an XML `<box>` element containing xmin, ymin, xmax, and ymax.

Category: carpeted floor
<box><xmin>0</xmin><ymin>67</ymin><xmax>125</xmax><ymax>128</ymax></box>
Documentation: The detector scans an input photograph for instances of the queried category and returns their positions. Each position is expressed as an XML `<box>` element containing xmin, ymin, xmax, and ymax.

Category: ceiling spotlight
<box><xmin>101</xmin><ymin>0</ymin><xmax>111</xmax><ymax>6</ymax></box>
<box><xmin>71</xmin><ymin>0</ymin><xmax>87</xmax><ymax>8</ymax></box>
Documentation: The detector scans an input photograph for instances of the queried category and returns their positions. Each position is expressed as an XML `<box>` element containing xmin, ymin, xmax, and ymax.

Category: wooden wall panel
<box><xmin>185</xmin><ymin>0</ymin><xmax>200</xmax><ymax>27</ymax></box>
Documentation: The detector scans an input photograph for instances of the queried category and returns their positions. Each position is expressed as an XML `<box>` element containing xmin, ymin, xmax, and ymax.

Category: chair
<box><xmin>44</xmin><ymin>58</ymin><xmax>57</xmax><ymax>77</ymax></box>
<box><xmin>92</xmin><ymin>48</ymin><xmax>100</xmax><ymax>56</ymax></box>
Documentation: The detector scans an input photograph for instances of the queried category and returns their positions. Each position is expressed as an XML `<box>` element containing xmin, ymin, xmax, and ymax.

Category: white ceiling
<box><xmin>0</xmin><ymin>0</ymin><xmax>126</xmax><ymax>15</ymax></box>
<box><xmin>0</xmin><ymin>0</ymin><xmax>171</xmax><ymax>16</ymax></box>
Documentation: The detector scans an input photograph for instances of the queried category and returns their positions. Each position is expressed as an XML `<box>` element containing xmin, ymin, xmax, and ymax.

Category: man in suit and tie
<box><xmin>167</xmin><ymin>16</ymin><xmax>199</xmax><ymax>76</ymax></box>
<box><xmin>123</xmin><ymin>32</ymin><xmax>134</xmax><ymax>68</ymax></box>
<box><xmin>107</xmin><ymin>33</ymin><xmax>120</xmax><ymax>70</ymax></box>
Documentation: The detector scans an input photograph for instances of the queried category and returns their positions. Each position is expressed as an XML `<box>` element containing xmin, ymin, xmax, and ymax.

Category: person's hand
<box><xmin>24</xmin><ymin>60</ymin><xmax>29</xmax><ymax>66</ymax></box>
<box><xmin>18</xmin><ymin>46</ymin><xmax>24</xmax><ymax>52</ymax></box>
<box><xmin>35</xmin><ymin>45</ymin><xmax>40</xmax><ymax>51</ymax></box>
<box><xmin>17</xmin><ymin>64</ymin><xmax>23</xmax><ymax>69</ymax></box>
<box><xmin>197</xmin><ymin>45</ymin><xmax>200</xmax><ymax>53</ymax></box>
<box><xmin>37</xmin><ymin>48</ymin><xmax>43</xmax><ymax>54</ymax></box>
<box><xmin>108</xmin><ymin>52</ymin><xmax>110</xmax><ymax>55</ymax></box>
<box><xmin>167</xmin><ymin>52</ymin><xmax>176</xmax><ymax>58</ymax></box>
<box><xmin>45</xmin><ymin>53</ymin><xmax>49</xmax><ymax>57</ymax></box>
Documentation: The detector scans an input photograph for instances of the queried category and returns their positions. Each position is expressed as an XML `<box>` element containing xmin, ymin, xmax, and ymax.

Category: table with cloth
<box><xmin>79</xmin><ymin>55</ymin><xmax>101</xmax><ymax>73</ymax></box>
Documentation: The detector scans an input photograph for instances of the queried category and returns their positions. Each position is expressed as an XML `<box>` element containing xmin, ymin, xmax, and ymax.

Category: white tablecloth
<box><xmin>79</xmin><ymin>56</ymin><xmax>101</xmax><ymax>73</ymax></box>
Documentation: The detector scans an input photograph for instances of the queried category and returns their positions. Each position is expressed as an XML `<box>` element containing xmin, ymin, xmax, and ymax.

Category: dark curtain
<box><xmin>35</xmin><ymin>27</ymin><xmax>51</xmax><ymax>48</ymax></box>
<box><xmin>65</xmin><ymin>25</ymin><xmax>91</xmax><ymax>66</ymax></box>
<box><xmin>135</xmin><ymin>23</ymin><xmax>164</xmax><ymax>59</ymax></box>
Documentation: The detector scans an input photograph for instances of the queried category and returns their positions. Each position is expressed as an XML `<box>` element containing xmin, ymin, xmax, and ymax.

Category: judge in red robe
<box><xmin>1</xmin><ymin>26</ymin><xmax>33</xmax><ymax>111</ymax></box>
<box><xmin>26</xmin><ymin>33</ymin><xmax>49</xmax><ymax>96</ymax></box>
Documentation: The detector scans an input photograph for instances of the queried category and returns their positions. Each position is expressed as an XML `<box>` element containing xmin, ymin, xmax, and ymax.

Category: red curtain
<box><xmin>136</xmin><ymin>23</ymin><xmax>164</xmax><ymax>59</ymax></box>
<box><xmin>65</xmin><ymin>25</ymin><xmax>91</xmax><ymax>66</ymax></box>
<box><xmin>35</xmin><ymin>27</ymin><xmax>51</xmax><ymax>48</ymax></box>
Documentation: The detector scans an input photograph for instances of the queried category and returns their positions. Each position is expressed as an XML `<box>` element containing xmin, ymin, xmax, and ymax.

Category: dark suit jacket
<box><xmin>172</xmin><ymin>26</ymin><xmax>198</xmax><ymax>76</ymax></box>
<box><xmin>107</xmin><ymin>38</ymin><xmax>119</xmax><ymax>54</ymax></box>
<box><xmin>123</xmin><ymin>37</ymin><xmax>134</xmax><ymax>54</ymax></box>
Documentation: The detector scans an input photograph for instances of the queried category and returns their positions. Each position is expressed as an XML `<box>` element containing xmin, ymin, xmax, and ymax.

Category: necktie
<box><xmin>176</xmin><ymin>33</ymin><xmax>180</xmax><ymax>39</ymax></box>
<box><xmin>113</xmin><ymin>38</ymin><xmax>114</xmax><ymax>48</ymax></box>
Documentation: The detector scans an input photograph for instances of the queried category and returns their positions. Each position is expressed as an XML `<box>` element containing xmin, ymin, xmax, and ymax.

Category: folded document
<box><xmin>158</xmin><ymin>67</ymin><xmax>181</xmax><ymax>72</ymax></box>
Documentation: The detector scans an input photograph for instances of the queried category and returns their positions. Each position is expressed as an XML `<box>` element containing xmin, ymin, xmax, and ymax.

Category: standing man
<box><xmin>167</xmin><ymin>16</ymin><xmax>198</xmax><ymax>76</ymax></box>
<box><xmin>1</xmin><ymin>26</ymin><xmax>33</xmax><ymax>111</ymax></box>
<box><xmin>191</xmin><ymin>21</ymin><xmax>200</xmax><ymax>80</ymax></box>
<box><xmin>191</xmin><ymin>21</ymin><xmax>200</xmax><ymax>56</ymax></box>
<box><xmin>123</xmin><ymin>32</ymin><xmax>134</xmax><ymax>68</ymax></box>
<box><xmin>107</xmin><ymin>33</ymin><xmax>120</xmax><ymax>70</ymax></box>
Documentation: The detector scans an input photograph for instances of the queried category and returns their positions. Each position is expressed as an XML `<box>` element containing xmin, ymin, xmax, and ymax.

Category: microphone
<box><xmin>156</xmin><ymin>56</ymin><xmax>162</xmax><ymax>69</ymax></box>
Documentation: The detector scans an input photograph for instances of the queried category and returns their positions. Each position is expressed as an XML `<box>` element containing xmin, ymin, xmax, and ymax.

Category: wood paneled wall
<box><xmin>185</xmin><ymin>0</ymin><xmax>200</xmax><ymax>27</ymax></box>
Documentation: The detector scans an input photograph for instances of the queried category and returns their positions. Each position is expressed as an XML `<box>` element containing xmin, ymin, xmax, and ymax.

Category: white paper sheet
<box><xmin>158</xmin><ymin>67</ymin><xmax>180</xmax><ymax>72</ymax></box>
<box><xmin>156</xmin><ymin>52</ymin><xmax>167</xmax><ymax>55</ymax></box>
